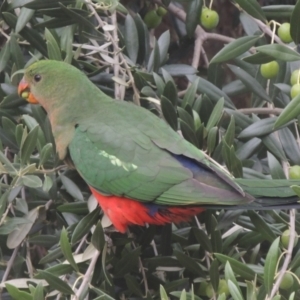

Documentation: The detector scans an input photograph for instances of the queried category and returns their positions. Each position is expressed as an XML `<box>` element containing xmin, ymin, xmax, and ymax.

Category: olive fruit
<box><xmin>143</xmin><ymin>10</ymin><xmax>162</xmax><ymax>29</ymax></box>
<box><xmin>279</xmin><ymin>272</ymin><xmax>294</xmax><ymax>290</ymax></box>
<box><xmin>278</xmin><ymin>23</ymin><xmax>293</xmax><ymax>43</ymax></box>
<box><xmin>156</xmin><ymin>6</ymin><xmax>167</xmax><ymax>17</ymax></box>
<box><xmin>281</xmin><ymin>229</ymin><xmax>298</xmax><ymax>248</ymax></box>
<box><xmin>260</xmin><ymin>61</ymin><xmax>279</xmax><ymax>79</ymax></box>
<box><xmin>290</xmin><ymin>69</ymin><xmax>300</xmax><ymax>86</ymax></box>
<box><xmin>290</xmin><ymin>83</ymin><xmax>300</xmax><ymax>99</ymax></box>
<box><xmin>200</xmin><ymin>7</ymin><xmax>219</xmax><ymax>30</ymax></box>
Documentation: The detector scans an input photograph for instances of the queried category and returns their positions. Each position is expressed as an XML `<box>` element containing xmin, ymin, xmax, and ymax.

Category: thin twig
<box><xmin>251</xmin><ymin>17</ymin><xmax>286</xmax><ymax>46</ymax></box>
<box><xmin>238</xmin><ymin>107</ymin><xmax>283</xmax><ymax>115</ymax></box>
<box><xmin>1</xmin><ymin>245</ymin><xmax>20</xmax><ymax>283</ymax></box>
<box><xmin>73</xmin><ymin>249</ymin><xmax>101</xmax><ymax>300</ymax></box>
<box><xmin>86</xmin><ymin>1</ymin><xmax>140</xmax><ymax>105</ymax></box>
<box><xmin>111</xmin><ymin>11</ymin><xmax>121</xmax><ymax>99</ymax></box>
<box><xmin>268</xmin><ymin>209</ymin><xmax>296</xmax><ymax>299</ymax></box>
<box><xmin>26</xmin><ymin>241</ymin><xmax>34</xmax><ymax>278</ymax></box>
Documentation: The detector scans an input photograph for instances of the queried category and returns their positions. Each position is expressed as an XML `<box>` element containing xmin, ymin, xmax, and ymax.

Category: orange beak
<box><xmin>18</xmin><ymin>77</ymin><xmax>39</xmax><ymax>104</ymax></box>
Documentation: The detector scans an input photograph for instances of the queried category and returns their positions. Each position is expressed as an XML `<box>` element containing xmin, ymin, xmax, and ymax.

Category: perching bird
<box><xmin>18</xmin><ymin>60</ymin><xmax>299</xmax><ymax>233</ymax></box>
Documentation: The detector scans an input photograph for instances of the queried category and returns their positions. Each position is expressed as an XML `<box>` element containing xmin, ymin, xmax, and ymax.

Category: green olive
<box><xmin>290</xmin><ymin>83</ymin><xmax>300</xmax><ymax>99</ymax></box>
<box><xmin>143</xmin><ymin>10</ymin><xmax>162</xmax><ymax>29</ymax></box>
<box><xmin>290</xmin><ymin>69</ymin><xmax>300</xmax><ymax>86</ymax></box>
<box><xmin>200</xmin><ymin>7</ymin><xmax>219</xmax><ymax>30</ymax></box>
<box><xmin>279</xmin><ymin>272</ymin><xmax>294</xmax><ymax>290</ymax></box>
<box><xmin>281</xmin><ymin>229</ymin><xmax>298</xmax><ymax>248</ymax></box>
<box><xmin>218</xmin><ymin>279</ymin><xmax>230</xmax><ymax>297</ymax></box>
<box><xmin>278</xmin><ymin>23</ymin><xmax>293</xmax><ymax>43</ymax></box>
<box><xmin>260</xmin><ymin>61</ymin><xmax>279</xmax><ymax>79</ymax></box>
<box><xmin>156</xmin><ymin>6</ymin><xmax>167</xmax><ymax>17</ymax></box>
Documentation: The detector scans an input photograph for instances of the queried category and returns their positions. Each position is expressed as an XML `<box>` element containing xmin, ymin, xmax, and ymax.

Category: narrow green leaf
<box><xmin>188</xmin><ymin>75</ymin><xmax>235</xmax><ymax>108</ymax></box>
<box><xmin>267</xmin><ymin>152</ymin><xmax>286</xmax><ymax>179</ymax></box>
<box><xmin>124</xmin><ymin>275</ymin><xmax>144</xmax><ymax>297</ymax></box>
<box><xmin>186</xmin><ymin>0</ymin><xmax>202</xmax><ymax>37</ymax></box>
<box><xmin>153</xmin><ymin>72</ymin><xmax>165</xmax><ymax>96</ymax></box>
<box><xmin>158</xmin><ymin>30</ymin><xmax>170</xmax><ymax>65</ymax></box>
<box><xmin>160</xmin><ymin>285</ymin><xmax>168</xmax><ymax>300</ymax></box>
<box><xmin>39</xmin><ymin>143</ymin><xmax>53</xmax><ymax>167</ymax></box>
<box><xmin>163</xmin><ymin>80</ymin><xmax>178</xmax><ymax>106</ymax></box>
<box><xmin>229</xmin><ymin>146</ymin><xmax>243</xmax><ymax>178</ymax></box>
<box><xmin>207</xmin><ymin>127</ymin><xmax>218</xmax><ymax>155</ymax></box>
<box><xmin>161</xmin><ymin>96</ymin><xmax>178</xmax><ymax>131</ymax></box>
<box><xmin>37</xmin><ymin>270</ymin><xmax>74</xmax><ymax>295</ymax></box>
<box><xmin>10</xmin><ymin>35</ymin><xmax>24</xmax><ymax>71</ymax></box>
<box><xmin>238</xmin><ymin>117</ymin><xmax>277</xmax><ymax>139</ymax></box>
<box><xmin>182</xmin><ymin>77</ymin><xmax>199</xmax><ymax>108</ymax></box>
<box><xmin>58</xmin><ymin>202</ymin><xmax>89</xmax><ymax>214</ymax></box>
<box><xmin>215</xmin><ymin>254</ymin><xmax>257</xmax><ymax>281</ymax></box>
<box><xmin>228</xmin><ymin>280</ymin><xmax>244</xmax><ymax>300</ymax></box>
<box><xmin>262</xmin><ymin>133</ymin><xmax>287</xmax><ymax>161</ymax></box>
<box><xmin>290</xmin><ymin>0</ymin><xmax>300</xmax><ymax>44</ymax></box>
<box><xmin>274</xmin><ymin>93</ymin><xmax>300</xmax><ymax>129</ymax></box>
<box><xmin>124</xmin><ymin>14</ymin><xmax>139</xmax><ymax>63</ymax></box>
<box><xmin>71</xmin><ymin>207</ymin><xmax>100</xmax><ymax>243</ymax></box>
<box><xmin>211</xmin><ymin>35</ymin><xmax>261</xmax><ymax>64</ymax></box>
<box><xmin>246</xmin><ymin>281</ymin><xmax>257</xmax><ymax>300</ymax></box>
<box><xmin>5</xmin><ymin>284</ymin><xmax>32</xmax><ymax>300</ymax></box>
<box><xmin>7</xmin><ymin>207</ymin><xmax>38</xmax><ymax>249</ymax></box>
<box><xmin>279</xmin><ymin>128</ymin><xmax>300</xmax><ymax>165</ymax></box>
<box><xmin>224</xmin><ymin>116</ymin><xmax>235</xmax><ymax>146</ymax></box>
<box><xmin>178</xmin><ymin>107</ymin><xmax>195</xmax><ymax>130</ymax></box>
<box><xmin>192</xmin><ymin>228</ymin><xmax>212</xmax><ymax>252</ymax></box>
<box><xmin>15</xmin><ymin>7</ymin><xmax>34</xmax><ymax>33</ymax></box>
<box><xmin>21</xmin><ymin>175</ymin><xmax>43</xmax><ymax>188</ymax></box>
<box><xmin>45</xmin><ymin>28</ymin><xmax>62</xmax><ymax>61</ymax></box>
<box><xmin>206</xmin><ymin>98</ymin><xmax>224</xmax><ymax>131</ymax></box>
<box><xmin>21</xmin><ymin>125</ymin><xmax>39</xmax><ymax>164</ymax></box>
<box><xmin>180</xmin><ymin>119</ymin><xmax>198</xmax><ymax>147</ymax></box>
<box><xmin>262</xmin><ymin>5</ymin><xmax>294</xmax><ymax>19</ymax></box>
<box><xmin>91</xmin><ymin>220</ymin><xmax>105</xmax><ymax>252</ymax></box>
<box><xmin>115</xmin><ymin>247</ymin><xmax>141</xmax><ymax>276</ymax></box>
<box><xmin>25</xmin><ymin>0</ymin><xmax>75</xmax><ymax>9</ymax></box>
<box><xmin>2</xmin><ymin>12</ymin><xmax>47</xmax><ymax>56</ymax></box>
<box><xmin>174</xmin><ymin>250</ymin><xmax>204</xmax><ymax>276</ymax></box>
<box><xmin>39</xmin><ymin>247</ymin><xmax>64</xmax><ymax>264</ymax></box>
<box><xmin>235</xmin><ymin>0</ymin><xmax>266</xmax><ymax>22</ymax></box>
<box><xmin>264</xmin><ymin>237</ymin><xmax>280</xmax><ymax>295</ymax></box>
<box><xmin>210</xmin><ymin>259</ymin><xmax>219</xmax><ymax>291</ymax></box>
<box><xmin>44</xmin><ymin>264</ymin><xmax>74</xmax><ymax>276</ymax></box>
<box><xmin>147</xmin><ymin>39</ymin><xmax>160</xmax><ymax>73</ymax></box>
<box><xmin>243</xmin><ymin>52</ymin><xmax>274</xmax><ymax>64</ymax></box>
<box><xmin>256</xmin><ymin>44</ymin><xmax>300</xmax><ymax>62</ymax></box>
<box><xmin>60</xmin><ymin>175</ymin><xmax>84</xmax><ymax>201</ymax></box>
<box><xmin>248</xmin><ymin>211</ymin><xmax>277</xmax><ymax>242</ymax></box>
<box><xmin>161</xmin><ymin>64</ymin><xmax>197</xmax><ymax>76</ymax></box>
<box><xmin>33</xmin><ymin>282</ymin><xmax>44</xmax><ymax>300</ymax></box>
<box><xmin>225</xmin><ymin>261</ymin><xmax>241</xmax><ymax>292</ymax></box>
<box><xmin>0</xmin><ymin>41</ymin><xmax>11</xmax><ymax>72</ymax></box>
<box><xmin>227</xmin><ymin>64</ymin><xmax>271</xmax><ymax>102</ymax></box>
<box><xmin>60</xmin><ymin>227</ymin><xmax>79</xmax><ymax>272</ymax></box>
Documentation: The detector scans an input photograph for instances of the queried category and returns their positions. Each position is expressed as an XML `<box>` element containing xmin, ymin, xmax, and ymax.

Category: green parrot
<box><xmin>18</xmin><ymin>60</ymin><xmax>299</xmax><ymax>232</ymax></box>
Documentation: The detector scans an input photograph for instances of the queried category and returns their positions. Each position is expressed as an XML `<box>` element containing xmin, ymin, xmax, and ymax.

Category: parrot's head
<box><xmin>18</xmin><ymin>60</ymin><xmax>87</xmax><ymax>109</ymax></box>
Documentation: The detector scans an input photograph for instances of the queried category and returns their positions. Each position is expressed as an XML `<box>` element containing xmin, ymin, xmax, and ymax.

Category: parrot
<box><xmin>17</xmin><ymin>60</ymin><xmax>300</xmax><ymax>233</ymax></box>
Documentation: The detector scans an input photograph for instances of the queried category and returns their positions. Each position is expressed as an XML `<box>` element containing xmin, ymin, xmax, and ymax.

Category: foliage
<box><xmin>0</xmin><ymin>0</ymin><xmax>300</xmax><ymax>299</ymax></box>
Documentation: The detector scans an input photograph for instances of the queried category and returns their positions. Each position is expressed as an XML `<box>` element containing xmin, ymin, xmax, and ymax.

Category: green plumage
<box><xmin>20</xmin><ymin>60</ymin><xmax>299</xmax><ymax>210</ymax></box>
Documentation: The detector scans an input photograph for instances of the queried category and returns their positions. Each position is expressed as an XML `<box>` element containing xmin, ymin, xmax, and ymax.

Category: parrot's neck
<box><xmin>41</xmin><ymin>84</ymin><xmax>113</xmax><ymax>160</ymax></box>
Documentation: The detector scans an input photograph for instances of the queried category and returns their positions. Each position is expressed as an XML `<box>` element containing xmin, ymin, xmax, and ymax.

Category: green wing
<box><xmin>69</xmin><ymin>100</ymin><xmax>252</xmax><ymax>206</ymax></box>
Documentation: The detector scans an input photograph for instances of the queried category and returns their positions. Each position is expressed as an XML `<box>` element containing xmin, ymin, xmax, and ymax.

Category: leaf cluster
<box><xmin>1</xmin><ymin>0</ymin><xmax>300</xmax><ymax>299</ymax></box>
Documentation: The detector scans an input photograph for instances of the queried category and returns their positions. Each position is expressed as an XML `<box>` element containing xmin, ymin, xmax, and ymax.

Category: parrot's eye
<box><xmin>34</xmin><ymin>74</ymin><xmax>41</xmax><ymax>82</ymax></box>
